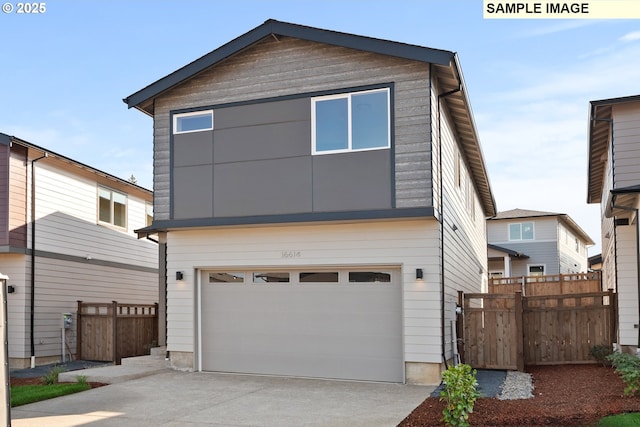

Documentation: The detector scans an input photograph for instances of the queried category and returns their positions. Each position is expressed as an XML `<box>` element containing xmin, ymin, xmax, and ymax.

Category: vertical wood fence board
<box><xmin>464</xmin><ymin>276</ymin><xmax>614</xmax><ymax>369</ymax></box>
<box><xmin>77</xmin><ymin>301</ymin><xmax>158</xmax><ymax>364</ymax></box>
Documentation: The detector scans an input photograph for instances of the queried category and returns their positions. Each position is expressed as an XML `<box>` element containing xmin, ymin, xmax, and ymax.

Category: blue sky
<box><xmin>2</xmin><ymin>0</ymin><xmax>639</xmax><ymax>255</ymax></box>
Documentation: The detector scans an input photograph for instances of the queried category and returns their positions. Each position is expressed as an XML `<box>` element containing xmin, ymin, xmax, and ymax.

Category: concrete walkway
<box><xmin>11</xmin><ymin>369</ymin><xmax>435</xmax><ymax>427</ymax></box>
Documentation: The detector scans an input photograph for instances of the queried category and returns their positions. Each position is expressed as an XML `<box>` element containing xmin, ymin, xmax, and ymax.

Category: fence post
<box><xmin>457</xmin><ymin>291</ymin><xmax>464</xmax><ymax>364</ymax></box>
<box><xmin>515</xmin><ymin>291</ymin><xmax>524</xmax><ymax>372</ymax></box>
<box><xmin>76</xmin><ymin>301</ymin><xmax>83</xmax><ymax>361</ymax></box>
<box><xmin>112</xmin><ymin>301</ymin><xmax>118</xmax><ymax>364</ymax></box>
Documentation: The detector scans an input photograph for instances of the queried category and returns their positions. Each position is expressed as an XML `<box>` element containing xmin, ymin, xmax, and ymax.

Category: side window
<box><xmin>312</xmin><ymin>88</ymin><xmax>390</xmax><ymax>154</ymax></box>
<box><xmin>146</xmin><ymin>203</ymin><xmax>153</xmax><ymax>227</ymax></box>
<box><xmin>173</xmin><ymin>110</ymin><xmax>213</xmax><ymax>134</ymax></box>
<box><xmin>528</xmin><ymin>265</ymin><xmax>545</xmax><ymax>276</ymax></box>
<box><xmin>98</xmin><ymin>187</ymin><xmax>127</xmax><ymax>228</ymax></box>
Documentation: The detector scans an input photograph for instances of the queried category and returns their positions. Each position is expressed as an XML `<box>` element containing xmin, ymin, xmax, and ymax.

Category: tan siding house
<box><xmin>588</xmin><ymin>94</ymin><xmax>640</xmax><ymax>352</ymax></box>
<box><xmin>0</xmin><ymin>133</ymin><xmax>159</xmax><ymax>368</ymax></box>
<box><xmin>126</xmin><ymin>20</ymin><xmax>496</xmax><ymax>384</ymax></box>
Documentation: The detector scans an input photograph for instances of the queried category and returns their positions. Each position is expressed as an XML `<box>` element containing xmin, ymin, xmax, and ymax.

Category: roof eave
<box><xmin>123</xmin><ymin>19</ymin><xmax>456</xmax><ymax>115</ymax></box>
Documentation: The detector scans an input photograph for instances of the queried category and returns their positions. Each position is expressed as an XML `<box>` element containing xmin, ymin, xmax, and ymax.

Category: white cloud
<box><xmin>620</xmin><ymin>30</ymin><xmax>640</xmax><ymax>42</ymax></box>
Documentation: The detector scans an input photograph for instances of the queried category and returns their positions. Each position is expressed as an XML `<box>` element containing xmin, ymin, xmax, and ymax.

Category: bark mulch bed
<box><xmin>10</xmin><ymin>376</ymin><xmax>108</xmax><ymax>389</ymax></box>
<box><xmin>399</xmin><ymin>364</ymin><xmax>640</xmax><ymax>426</ymax></box>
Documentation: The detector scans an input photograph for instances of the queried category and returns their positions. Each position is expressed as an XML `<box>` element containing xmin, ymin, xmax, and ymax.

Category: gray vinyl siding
<box><xmin>487</xmin><ymin>216</ymin><xmax>569</xmax><ymax>276</ymax></box>
<box><xmin>612</xmin><ymin>103</ymin><xmax>640</xmax><ymax>190</ymax></box>
<box><xmin>153</xmin><ymin>36</ymin><xmax>433</xmax><ymax>221</ymax></box>
<box><xmin>9</xmin><ymin>145</ymin><xmax>27</xmax><ymax>248</ymax></box>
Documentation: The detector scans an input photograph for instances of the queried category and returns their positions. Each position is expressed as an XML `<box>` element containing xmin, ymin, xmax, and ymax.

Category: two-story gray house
<box><xmin>487</xmin><ymin>208</ymin><xmax>594</xmax><ymax>278</ymax></box>
<box><xmin>125</xmin><ymin>20</ymin><xmax>496</xmax><ymax>385</ymax></box>
<box><xmin>588</xmin><ymin>94</ymin><xmax>640</xmax><ymax>353</ymax></box>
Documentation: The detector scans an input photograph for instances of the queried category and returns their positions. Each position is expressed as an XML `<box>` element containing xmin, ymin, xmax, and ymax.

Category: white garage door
<box><xmin>199</xmin><ymin>268</ymin><xmax>403</xmax><ymax>382</ymax></box>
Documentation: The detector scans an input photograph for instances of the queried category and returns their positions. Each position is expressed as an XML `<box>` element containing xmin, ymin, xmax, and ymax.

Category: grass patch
<box><xmin>599</xmin><ymin>413</ymin><xmax>640</xmax><ymax>426</ymax></box>
<box><xmin>11</xmin><ymin>382</ymin><xmax>91</xmax><ymax>407</ymax></box>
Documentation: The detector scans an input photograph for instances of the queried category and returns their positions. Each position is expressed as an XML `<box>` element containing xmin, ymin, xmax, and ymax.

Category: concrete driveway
<box><xmin>11</xmin><ymin>370</ymin><xmax>434</xmax><ymax>427</ymax></box>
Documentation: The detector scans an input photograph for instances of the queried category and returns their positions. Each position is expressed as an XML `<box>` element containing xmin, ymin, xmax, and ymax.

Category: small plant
<box><xmin>590</xmin><ymin>344</ymin><xmax>613</xmax><ymax>366</ymax></box>
<box><xmin>439</xmin><ymin>363</ymin><xmax>480</xmax><ymax>427</ymax></box>
<box><xmin>75</xmin><ymin>375</ymin><xmax>87</xmax><ymax>386</ymax></box>
<box><xmin>607</xmin><ymin>352</ymin><xmax>640</xmax><ymax>396</ymax></box>
<box><xmin>40</xmin><ymin>365</ymin><xmax>65</xmax><ymax>385</ymax></box>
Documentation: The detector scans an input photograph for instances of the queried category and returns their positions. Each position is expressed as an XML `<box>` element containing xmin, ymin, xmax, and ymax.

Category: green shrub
<box><xmin>590</xmin><ymin>345</ymin><xmax>614</xmax><ymax>366</ymax></box>
<box><xmin>40</xmin><ymin>365</ymin><xmax>65</xmax><ymax>385</ymax></box>
<box><xmin>439</xmin><ymin>363</ymin><xmax>480</xmax><ymax>427</ymax></box>
<box><xmin>607</xmin><ymin>352</ymin><xmax>640</xmax><ymax>396</ymax></box>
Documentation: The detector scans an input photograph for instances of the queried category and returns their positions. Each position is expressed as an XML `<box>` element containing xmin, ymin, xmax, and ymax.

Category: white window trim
<box><xmin>508</xmin><ymin>221</ymin><xmax>535</xmax><ymax>241</ymax></box>
<box><xmin>97</xmin><ymin>186</ymin><xmax>128</xmax><ymax>229</ymax></box>
<box><xmin>173</xmin><ymin>110</ymin><xmax>214</xmax><ymax>135</ymax></box>
<box><xmin>527</xmin><ymin>264</ymin><xmax>546</xmax><ymax>276</ymax></box>
<box><xmin>311</xmin><ymin>88</ymin><xmax>390</xmax><ymax>155</ymax></box>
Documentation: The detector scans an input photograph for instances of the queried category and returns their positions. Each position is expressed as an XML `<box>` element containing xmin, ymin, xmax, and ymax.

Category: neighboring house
<box><xmin>487</xmin><ymin>209</ymin><xmax>594</xmax><ymax>278</ymax></box>
<box><xmin>588</xmin><ymin>94</ymin><xmax>640</xmax><ymax>353</ymax></box>
<box><xmin>0</xmin><ymin>133</ymin><xmax>159</xmax><ymax>368</ymax></box>
<box><xmin>125</xmin><ymin>19</ymin><xmax>496</xmax><ymax>385</ymax></box>
<box><xmin>588</xmin><ymin>253</ymin><xmax>602</xmax><ymax>272</ymax></box>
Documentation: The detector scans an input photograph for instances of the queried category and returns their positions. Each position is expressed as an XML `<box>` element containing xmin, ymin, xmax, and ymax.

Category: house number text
<box><xmin>281</xmin><ymin>250</ymin><xmax>302</xmax><ymax>259</ymax></box>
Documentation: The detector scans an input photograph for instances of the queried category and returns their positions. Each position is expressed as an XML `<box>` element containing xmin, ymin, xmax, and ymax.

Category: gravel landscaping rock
<box><xmin>498</xmin><ymin>371</ymin><xmax>534</xmax><ymax>400</ymax></box>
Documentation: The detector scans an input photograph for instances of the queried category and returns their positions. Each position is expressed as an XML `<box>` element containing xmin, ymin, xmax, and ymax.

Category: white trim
<box><xmin>173</xmin><ymin>110</ymin><xmax>214</xmax><ymax>134</ymax></box>
<box><xmin>311</xmin><ymin>88</ymin><xmax>390</xmax><ymax>155</ymax></box>
<box><xmin>197</xmin><ymin>270</ymin><xmax>202</xmax><ymax>372</ymax></box>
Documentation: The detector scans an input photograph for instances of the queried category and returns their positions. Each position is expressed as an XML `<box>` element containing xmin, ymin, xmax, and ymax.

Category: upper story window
<box><xmin>312</xmin><ymin>88</ymin><xmax>390</xmax><ymax>154</ymax></box>
<box><xmin>98</xmin><ymin>187</ymin><xmax>127</xmax><ymax>228</ymax></box>
<box><xmin>173</xmin><ymin>110</ymin><xmax>213</xmax><ymax>134</ymax></box>
<box><xmin>509</xmin><ymin>222</ymin><xmax>534</xmax><ymax>241</ymax></box>
<box><xmin>146</xmin><ymin>203</ymin><xmax>153</xmax><ymax>227</ymax></box>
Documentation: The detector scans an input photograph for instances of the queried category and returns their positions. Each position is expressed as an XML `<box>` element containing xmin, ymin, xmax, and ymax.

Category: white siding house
<box><xmin>588</xmin><ymin>95</ymin><xmax>640</xmax><ymax>352</ymax></box>
<box><xmin>125</xmin><ymin>20</ymin><xmax>496</xmax><ymax>385</ymax></box>
<box><xmin>0</xmin><ymin>133</ymin><xmax>158</xmax><ymax>368</ymax></box>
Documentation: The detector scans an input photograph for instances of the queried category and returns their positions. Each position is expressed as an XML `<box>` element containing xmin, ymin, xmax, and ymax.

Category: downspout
<box><xmin>612</xmin><ymin>203</ymin><xmax>640</xmax><ymax>348</ymax></box>
<box><xmin>30</xmin><ymin>152</ymin><xmax>47</xmax><ymax>368</ymax></box>
<box><xmin>436</xmin><ymin>61</ymin><xmax>462</xmax><ymax>369</ymax></box>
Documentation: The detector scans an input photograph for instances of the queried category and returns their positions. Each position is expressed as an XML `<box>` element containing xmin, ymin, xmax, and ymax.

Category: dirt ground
<box><xmin>399</xmin><ymin>364</ymin><xmax>640</xmax><ymax>426</ymax></box>
<box><xmin>10</xmin><ymin>376</ymin><xmax>107</xmax><ymax>389</ymax></box>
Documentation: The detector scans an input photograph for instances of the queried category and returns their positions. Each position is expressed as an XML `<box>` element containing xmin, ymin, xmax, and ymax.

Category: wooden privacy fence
<box><xmin>459</xmin><ymin>287</ymin><xmax>616</xmax><ymax>370</ymax></box>
<box><xmin>76</xmin><ymin>301</ymin><xmax>158</xmax><ymax>364</ymax></box>
<box><xmin>489</xmin><ymin>271</ymin><xmax>601</xmax><ymax>295</ymax></box>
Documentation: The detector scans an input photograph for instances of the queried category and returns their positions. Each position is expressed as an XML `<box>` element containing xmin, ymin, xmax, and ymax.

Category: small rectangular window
<box><xmin>253</xmin><ymin>272</ymin><xmax>290</xmax><ymax>283</ymax></box>
<box><xmin>173</xmin><ymin>110</ymin><xmax>213</xmax><ymax>134</ymax></box>
<box><xmin>299</xmin><ymin>272</ymin><xmax>339</xmax><ymax>283</ymax></box>
<box><xmin>529</xmin><ymin>265</ymin><xmax>545</xmax><ymax>276</ymax></box>
<box><xmin>348</xmin><ymin>271</ymin><xmax>391</xmax><ymax>283</ymax></box>
<box><xmin>209</xmin><ymin>272</ymin><xmax>244</xmax><ymax>283</ymax></box>
<box><xmin>98</xmin><ymin>187</ymin><xmax>127</xmax><ymax>228</ymax></box>
<box><xmin>312</xmin><ymin>88</ymin><xmax>390</xmax><ymax>154</ymax></box>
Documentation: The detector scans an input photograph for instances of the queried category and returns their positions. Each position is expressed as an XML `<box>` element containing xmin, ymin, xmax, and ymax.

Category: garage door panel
<box><xmin>200</xmin><ymin>269</ymin><xmax>403</xmax><ymax>382</ymax></box>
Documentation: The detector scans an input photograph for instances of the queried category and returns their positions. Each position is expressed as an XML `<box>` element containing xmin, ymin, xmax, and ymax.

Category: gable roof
<box><xmin>490</xmin><ymin>208</ymin><xmax>562</xmax><ymax>220</ymax></box>
<box><xmin>124</xmin><ymin>19</ymin><xmax>496</xmax><ymax>217</ymax></box>
<box><xmin>588</xmin><ymin>94</ymin><xmax>640</xmax><ymax>204</ymax></box>
<box><xmin>0</xmin><ymin>132</ymin><xmax>152</xmax><ymax>197</ymax></box>
<box><xmin>489</xmin><ymin>208</ymin><xmax>594</xmax><ymax>246</ymax></box>
<box><xmin>124</xmin><ymin>19</ymin><xmax>455</xmax><ymax>113</ymax></box>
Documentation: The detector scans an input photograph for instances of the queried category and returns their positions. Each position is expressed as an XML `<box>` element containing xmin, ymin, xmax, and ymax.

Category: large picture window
<box><xmin>312</xmin><ymin>88</ymin><xmax>390</xmax><ymax>154</ymax></box>
<box><xmin>98</xmin><ymin>187</ymin><xmax>127</xmax><ymax>228</ymax></box>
